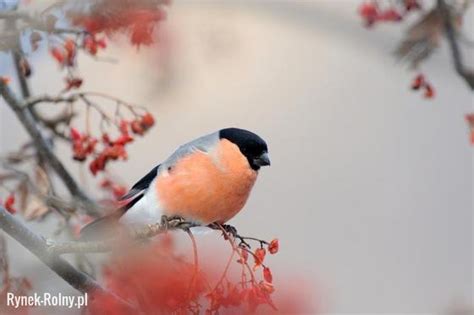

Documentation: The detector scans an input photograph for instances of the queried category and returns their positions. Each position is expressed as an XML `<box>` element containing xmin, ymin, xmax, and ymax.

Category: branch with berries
<box><xmin>46</xmin><ymin>216</ymin><xmax>278</xmax><ymax>258</ymax></box>
<box><xmin>45</xmin><ymin>215</ymin><xmax>281</xmax><ymax>314</ymax></box>
<box><xmin>359</xmin><ymin>0</ymin><xmax>473</xmax><ymax>91</ymax></box>
<box><xmin>358</xmin><ymin>0</ymin><xmax>474</xmax><ymax>144</ymax></box>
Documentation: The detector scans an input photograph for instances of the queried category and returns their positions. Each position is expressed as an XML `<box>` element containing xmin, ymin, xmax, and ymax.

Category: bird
<box><xmin>81</xmin><ymin>127</ymin><xmax>270</xmax><ymax>239</ymax></box>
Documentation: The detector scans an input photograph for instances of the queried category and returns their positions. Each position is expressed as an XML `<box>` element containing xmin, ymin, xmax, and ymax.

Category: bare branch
<box><xmin>438</xmin><ymin>0</ymin><xmax>474</xmax><ymax>90</ymax></box>
<box><xmin>0</xmin><ymin>162</ymin><xmax>78</xmax><ymax>218</ymax></box>
<box><xmin>24</xmin><ymin>94</ymin><xmax>79</xmax><ymax>108</ymax></box>
<box><xmin>0</xmin><ymin>80</ymin><xmax>100</xmax><ymax>217</ymax></box>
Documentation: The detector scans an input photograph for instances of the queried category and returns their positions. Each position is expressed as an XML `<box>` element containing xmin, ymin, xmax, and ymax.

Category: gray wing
<box><xmin>158</xmin><ymin>131</ymin><xmax>219</xmax><ymax>174</ymax></box>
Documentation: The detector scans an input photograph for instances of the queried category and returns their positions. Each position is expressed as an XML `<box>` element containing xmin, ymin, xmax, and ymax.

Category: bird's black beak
<box><xmin>254</xmin><ymin>152</ymin><xmax>271</xmax><ymax>167</ymax></box>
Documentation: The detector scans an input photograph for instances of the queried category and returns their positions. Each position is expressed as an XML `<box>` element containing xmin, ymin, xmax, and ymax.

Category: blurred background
<box><xmin>0</xmin><ymin>0</ymin><xmax>473</xmax><ymax>314</ymax></box>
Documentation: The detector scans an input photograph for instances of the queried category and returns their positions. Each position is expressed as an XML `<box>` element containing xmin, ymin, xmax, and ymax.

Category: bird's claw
<box><xmin>221</xmin><ymin>224</ymin><xmax>238</xmax><ymax>238</ymax></box>
<box><xmin>161</xmin><ymin>215</ymin><xmax>196</xmax><ymax>232</ymax></box>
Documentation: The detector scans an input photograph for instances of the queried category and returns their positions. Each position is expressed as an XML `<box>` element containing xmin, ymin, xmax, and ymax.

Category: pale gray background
<box><xmin>0</xmin><ymin>1</ymin><xmax>472</xmax><ymax>314</ymax></box>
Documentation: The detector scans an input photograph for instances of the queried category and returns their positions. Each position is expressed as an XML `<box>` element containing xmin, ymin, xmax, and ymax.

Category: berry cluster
<box><xmin>205</xmin><ymin>238</ymin><xmax>280</xmax><ymax>313</ymax></box>
<box><xmin>358</xmin><ymin>0</ymin><xmax>421</xmax><ymax>27</ymax></box>
<box><xmin>50</xmin><ymin>36</ymin><xmax>106</xmax><ymax>91</ymax></box>
<box><xmin>411</xmin><ymin>73</ymin><xmax>435</xmax><ymax>99</ymax></box>
<box><xmin>70</xmin><ymin>113</ymin><xmax>155</xmax><ymax>175</ymax></box>
<box><xmin>70</xmin><ymin>4</ymin><xmax>168</xmax><ymax>48</ymax></box>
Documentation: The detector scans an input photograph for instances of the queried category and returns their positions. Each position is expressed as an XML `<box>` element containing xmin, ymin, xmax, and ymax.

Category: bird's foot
<box><xmin>208</xmin><ymin>223</ymin><xmax>250</xmax><ymax>246</ymax></box>
<box><xmin>161</xmin><ymin>215</ymin><xmax>183</xmax><ymax>229</ymax></box>
<box><xmin>221</xmin><ymin>224</ymin><xmax>238</xmax><ymax>238</ymax></box>
<box><xmin>161</xmin><ymin>215</ymin><xmax>197</xmax><ymax>232</ymax></box>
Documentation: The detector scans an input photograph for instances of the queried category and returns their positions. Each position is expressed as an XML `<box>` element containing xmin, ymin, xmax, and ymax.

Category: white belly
<box><xmin>119</xmin><ymin>180</ymin><xmax>163</xmax><ymax>226</ymax></box>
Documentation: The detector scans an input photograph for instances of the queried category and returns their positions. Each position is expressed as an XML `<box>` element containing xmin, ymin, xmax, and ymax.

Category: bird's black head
<box><xmin>219</xmin><ymin>128</ymin><xmax>270</xmax><ymax>171</ymax></box>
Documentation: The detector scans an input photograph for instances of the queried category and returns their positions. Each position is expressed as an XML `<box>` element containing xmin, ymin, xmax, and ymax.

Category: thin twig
<box><xmin>438</xmin><ymin>0</ymin><xmax>474</xmax><ymax>89</ymax></box>
<box><xmin>24</xmin><ymin>94</ymin><xmax>79</xmax><ymax>108</ymax></box>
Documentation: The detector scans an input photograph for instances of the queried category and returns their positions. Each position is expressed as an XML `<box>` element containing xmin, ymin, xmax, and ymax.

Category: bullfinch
<box><xmin>81</xmin><ymin>128</ymin><xmax>270</xmax><ymax>239</ymax></box>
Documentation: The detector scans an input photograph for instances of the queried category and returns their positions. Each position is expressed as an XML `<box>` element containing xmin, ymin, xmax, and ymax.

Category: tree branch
<box><xmin>0</xmin><ymin>205</ymin><xmax>102</xmax><ymax>293</ymax></box>
<box><xmin>0</xmin><ymin>80</ymin><xmax>100</xmax><ymax>217</ymax></box>
<box><xmin>24</xmin><ymin>94</ymin><xmax>79</xmax><ymax>108</ymax></box>
<box><xmin>0</xmin><ymin>10</ymin><xmax>86</xmax><ymax>35</ymax></box>
<box><xmin>438</xmin><ymin>0</ymin><xmax>474</xmax><ymax>90</ymax></box>
<box><xmin>47</xmin><ymin>217</ymin><xmax>200</xmax><ymax>255</ymax></box>
<box><xmin>46</xmin><ymin>219</ymin><xmax>267</xmax><ymax>256</ymax></box>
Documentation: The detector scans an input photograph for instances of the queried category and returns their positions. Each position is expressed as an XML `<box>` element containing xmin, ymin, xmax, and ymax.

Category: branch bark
<box><xmin>438</xmin><ymin>0</ymin><xmax>474</xmax><ymax>90</ymax></box>
<box><xmin>47</xmin><ymin>218</ymin><xmax>200</xmax><ymax>255</ymax></box>
<box><xmin>46</xmin><ymin>220</ymin><xmax>259</xmax><ymax>256</ymax></box>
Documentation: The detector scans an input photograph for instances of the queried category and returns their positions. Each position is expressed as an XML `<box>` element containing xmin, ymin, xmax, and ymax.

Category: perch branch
<box><xmin>24</xmin><ymin>94</ymin><xmax>79</xmax><ymax>108</ymax></box>
<box><xmin>47</xmin><ymin>219</ymin><xmax>268</xmax><ymax>256</ymax></box>
<box><xmin>47</xmin><ymin>217</ymin><xmax>200</xmax><ymax>255</ymax></box>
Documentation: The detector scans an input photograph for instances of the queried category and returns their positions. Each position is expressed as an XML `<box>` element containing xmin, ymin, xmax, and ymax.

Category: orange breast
<box><xmin>155</xmin><ymin>139</ymin><xmax>257</xmax><ymax>224</ymax></box>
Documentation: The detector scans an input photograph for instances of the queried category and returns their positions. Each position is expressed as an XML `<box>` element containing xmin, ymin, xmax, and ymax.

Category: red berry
<box><xmin>119</xmin><ymin>120</ymin><xmax>129</xmax><ymax>135</ymax></box>
<box><xmin>268</xmin><ymin>239</ymin><xmax>279</xmax><ymax>254</ymax></box>
<box><xmin>405</xmin><ymin>0</ymin><xmax>421</xmax><ymax>11</ymax></box>
<box><xmin>359</xmin><ymin>2</ymin><xmax>379</xmax><ymax>26</ymax></box>
<box><xmin>89</xmin><ymin>155</ymin><xmax>107</xmax><ymax>175</ymax></box>
<box><xmin>114</xmin><ymin>134</ymin><xmax>134</xmax><ymax>146</ymax></box>
<box><xmin>64</xmin><ymin>39</ymin><xmax>76</xmax><ymax>65</ymax></box>
<box><xmin>70</xmin><ymin>127</ymin><xmax>82</xmax><ymax>141</ymax></box>
<box><xmin>112</xmin><ymin>185</ymin><xmax>127</xmax><ymax>199</ymax></box>
<box><xmin>83</xmin><ymin>36</ymin><xmax>98</xmax><ymax>55</ymax></box>
<box><xmin>465</xmin><ymin>114</ymin><xmax>474</xmax><ymax>127</ymax></box>
<box><xmin>379</xmin><ymin>8</ymin><xmax>402</xmax><ymax>22</ymax></box>
<box><xmin>65</xmin><ymin>77</ymin><xmax>83</xmax><ymax>90</ymax></box>
<box><xmin>96</xmin><ymin>38</ymin><xmax>107</xmax><ymax>49</ymax></box>
<box><xmin>50</xmin><ymin>47</ymin><xmax>65</xmax><ymax>65</ymax></box>
<box><xmin>263</xmin><ymin>267</ymin><xmax>273</xmax><ymax>283</ymax></box>
<box><xmin>4</xmin><ymin>194</ymin><xmax>16</xmax><ymax>214</ymax></box>
<box><xmin>141</xmin><ymin>113</ymin><xmax>155</xmax><ymax>128</ymax></box>
<box><xmin>64</xmin><ymin>39</ymin><xmax>76</xmax><ymax>55</ymax></box>
<box><xmin>411</xmin><ymin>74</ymin><xmax>425</xmax><ymax>90</ymax></box>
<box><xmin>131</xmin><ymin>120</ymin><xmax>145</xmax><ymax>135</ymax></box>
<box><xmin>254</xmin><ymin>248</ymin><xmax>266</xmax><ymax>267</ymax></box>
<box><xmin>237</xmin><ymin>248</ymin><xmax>249</xmax><ymax>264</ymax></box>
<box><xmin>424</xmin><ymin>84</ymin><xmax>435</xmax><ymax>99</ymax></box>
